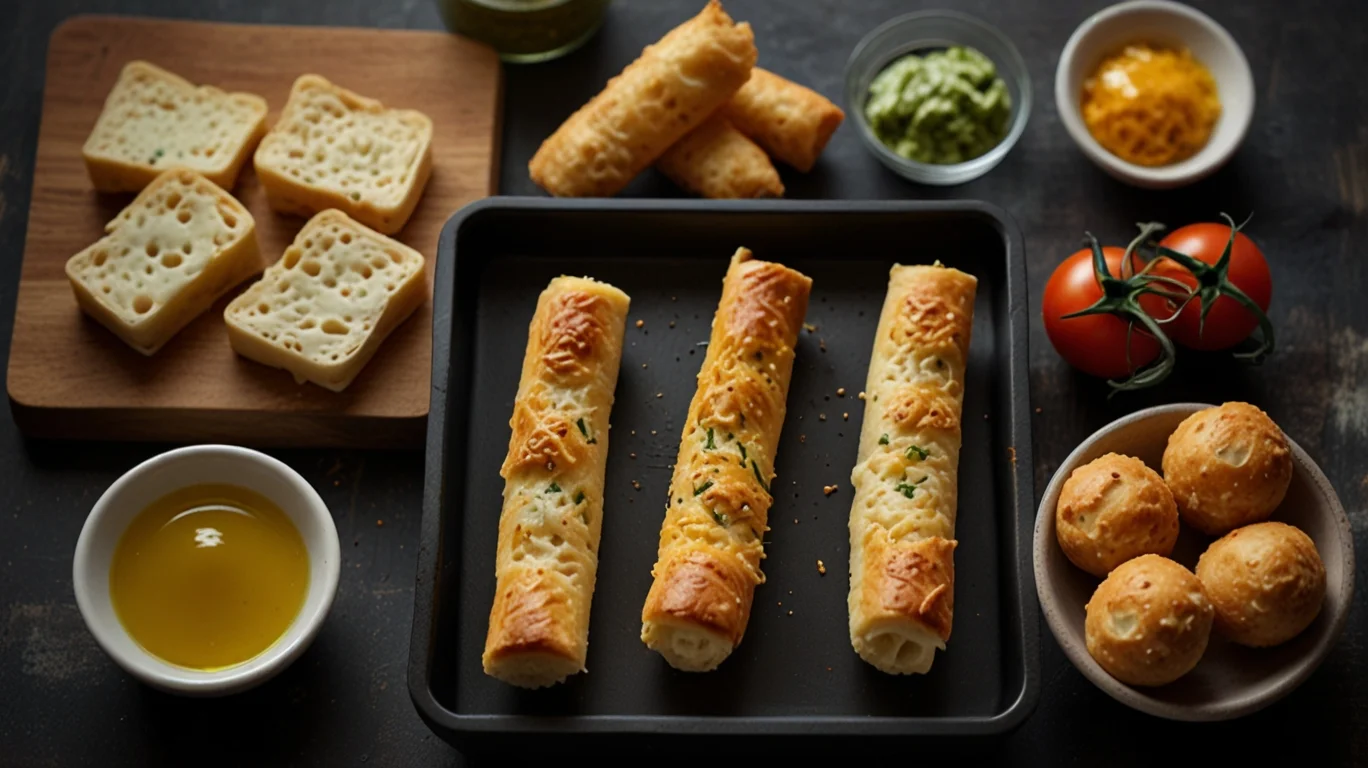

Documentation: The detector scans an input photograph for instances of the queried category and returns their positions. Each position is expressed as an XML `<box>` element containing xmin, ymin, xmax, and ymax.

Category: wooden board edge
<box><xmin>9</xmin><ymin>398</ymin><xmax>428</xmax><ymax>449</ymax></box>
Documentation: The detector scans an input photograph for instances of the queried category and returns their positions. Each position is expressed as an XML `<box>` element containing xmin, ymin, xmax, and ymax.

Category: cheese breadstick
<box><xmin>847</xmin><ymin>264</ymin><xmax>976</xmax><ymax>675</ymax></box>
<box><xmin>641</xmin><ymin>249</ymin><xmax>811</xmax><ymax>672</ymax></box>
<box><xmin>656</xmin><ymin>114</ymin><xmax>784</xmax><ymax>198</ymax></box>
<box><xmin>483</xmin><ymin>277</ymin><xmax>630</xmax><ymax>688</ymax></box>
<box><xmin>723</xmin><ymin>67</ymin><xmax>845</xmax><ymax>172</ymax></box>
<box><xmin>529</xmin><ymin>0</ymin><xmax>757</xmax><ymax>197</ymax></box>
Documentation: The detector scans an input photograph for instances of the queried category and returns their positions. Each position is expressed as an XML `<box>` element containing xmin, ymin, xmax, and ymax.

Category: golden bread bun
<box><xmin>1196</xmin><ymin>522</ymin><xmax>1326</xmax><ymax>647</ymax></box>
<box><xmin>1162</xmin><ymin>402</ymin><xmax>1292</xmax><ymax>536</ymax></box>
<box><xmin>1085</xmin><ymin>554</ymin><xmax>1214</xmax><ymax>687</ymax></box>
<box><xmin>1056</xmin><ymin>453</ymin><xmax>1180</xmax><ymax>577</ymax></box>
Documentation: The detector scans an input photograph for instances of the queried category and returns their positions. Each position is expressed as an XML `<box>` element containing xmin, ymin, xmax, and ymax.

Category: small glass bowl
<box><xmin>845</xmin><ymin>10</ymin><xmax>1032</xmax><ymax>185</ymax></box>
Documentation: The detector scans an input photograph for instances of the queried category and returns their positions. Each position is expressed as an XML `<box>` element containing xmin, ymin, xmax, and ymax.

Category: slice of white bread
<box><xmin>83</xmin><ymin>61</ymin><xmax>268</xmax><ymax>193</ymax></box>
<box><xmin>65</xmin><ymin>169</ymin><xmax>261</xmax><ymax>355</ymax></box>
<box><xmin>253</xmin><ymin>75</ymin><xmax>434</xmax><ymax>235</ymax></box>
<box><xmin>224</xmin><ymin>209</ymin><xmax>427</xmax><ymax>391</ymax></box>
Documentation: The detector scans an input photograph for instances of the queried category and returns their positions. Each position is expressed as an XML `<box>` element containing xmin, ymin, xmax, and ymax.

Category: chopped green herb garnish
<box><xmin>704</xmin><ymin>427</ymin><xmax>716</xmax><ymax>450</ymax></box>
<box><xmin>577</xmin><ymin>418</ymin><xmax>597</xmax><ymax>444</ymax></box>
<box><xmin>739</xmin><ymin>443</ymin><xmax>748</xmax><ymax>462</ymax></box>
<box><xmin>894</xmin><ymin>477</ymin><xmax>928</xmax><ymax>498</ymax></box>
<box><xmin>150</xmin><ymin>148</ymin><xmax>164</xmax><ymax>163</ymax></box>
<box><xmin>713</xmin><ymin>510</ymin><xmax>731</xmax><ymax>526</ymax></box>
<box><xmin>906</xmin><ymin>444</ymin><xmax>930</xmax><ymax>461</ymax></box>
<box><xmin>750</xmin><ymin>460</ymin><xmax>770</xmax><ymax>494</ymax></box>
<box><xmin>726</xmin><ymin>432</ymin><xmax>734</xmax><ymax>442</ymax></box>
<box><xmin>574</xmin><ymin>490</ymin><xmax>586</xmax><ymax>505</ymax></box>
<box><xmin>350</xmin><ymin>191</ymin><xmax>361</xmax><ymax>201</ymax></box>
<box><xmin>546</xmin><ymin>482</ymin><xmax>561</xmax><ymax>494</ymax></box>
<box><xmin>878</xmin><ymin>433</ymin><xmax>890</xmax><ymax>445</ymax></box>
<box><xmin>694</xmin><ymin>480</ymin><xmax>714</xmax><ymax>496</ymax></box>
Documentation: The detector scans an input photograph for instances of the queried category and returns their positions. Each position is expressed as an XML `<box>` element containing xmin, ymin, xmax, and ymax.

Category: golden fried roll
<box><xmin>1196</xmin><ymin>522</ymin><xmax>1326</xmax><ymax>647</ymax></box>
<box><xmin>1085</xmin><ymin>555</ymin><xmax>1214</xmax><ymax>687</ymax></box>
<box><xmin>1162</xmin><ymin>402</ymin><xmax>1293</xmax><ymax>536</ymax></box>
<box><xmin>641</xmin><ymin>248</ymin><xmax>811</xmax><ymax>671</ymax></box>
<box><xmin>1055</xmin><ymin>453</ymin><xmax>1179</xmax><ymax>577</ymax></box>
<box><xmin>722</xmin><ymin>67</ymin><xmax>845</xmax><ymax>172</ymax></box>
<box><xmin>528</xmin><ymin>0</ymin><xmax>757</xmax><ymax>197</ymax></box>
<box><xmin>848</xmin><ymin>263</ymin><xmax>976</xmax><ymax>675</ymax></box>
<box><xmin>656</xmin><ymin>114</ymin><xmax>784</xmax><ymax>199</ymax></box>
<box><xmin>483</xmin><ymin>277</ymin><xmax>630</xmax><ymax>688</ymax></box>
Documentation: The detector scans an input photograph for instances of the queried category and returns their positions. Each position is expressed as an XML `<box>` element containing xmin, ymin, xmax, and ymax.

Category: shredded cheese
<box><xmin>1081</xmin><ymin>44</ymin><xmax>1221</xmax><ymax>167</ymax></box>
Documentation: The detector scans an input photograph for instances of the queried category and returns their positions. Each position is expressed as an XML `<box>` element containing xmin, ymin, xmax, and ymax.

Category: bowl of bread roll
<box><xmin>1034</xmin><ymin>402</ymin><xmax>1355</xmax><ymax>721</ymax></box>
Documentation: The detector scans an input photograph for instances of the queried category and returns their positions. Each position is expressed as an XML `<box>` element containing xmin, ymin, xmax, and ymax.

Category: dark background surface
<box><xmin>1</xmin><ymin>0</ymin><xmax>1363</xmax><ymax>765</ymax></box>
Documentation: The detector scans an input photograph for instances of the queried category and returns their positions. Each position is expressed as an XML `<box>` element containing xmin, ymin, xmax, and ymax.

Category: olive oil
<box><xmin>109</xmin><ymin>484</ymin><xmax>309</xmax><ymax>670</ymax></box>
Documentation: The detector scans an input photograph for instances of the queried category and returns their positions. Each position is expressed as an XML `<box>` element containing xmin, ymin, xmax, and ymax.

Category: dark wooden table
<box><xmin>1</xmin><ymin>1</ymin><xmax>1363</xmax><ymax>765</ymax></box>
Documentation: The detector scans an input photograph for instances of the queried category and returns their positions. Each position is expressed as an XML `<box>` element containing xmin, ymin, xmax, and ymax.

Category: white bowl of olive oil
<box><xmin>73</xmin><ymin>445</ymin><xmax>340</xmax><ymax>696</ymax></box>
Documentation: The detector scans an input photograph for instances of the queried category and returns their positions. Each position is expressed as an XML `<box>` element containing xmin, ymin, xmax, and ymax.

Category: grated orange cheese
<box><xmin>1081</xmin><ymin>44</ymin><xmax>1221</xmax><ymax>167</ymax></box>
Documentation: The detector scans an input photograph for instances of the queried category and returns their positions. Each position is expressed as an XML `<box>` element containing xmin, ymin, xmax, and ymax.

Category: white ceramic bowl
<box><xmin>1055</xmin><ymin>0</ymin><xmax>1254</xmax><ymax>188</ymax></box>
<box><xmin>73</xmin><ymin>445</ymin><xmax>340</xmax><ymax>696</ymax></box>
<box><xmin>1034</xmin><ymin>404</ymin><xmax>1356</xmax><ymax>721</ymax></box>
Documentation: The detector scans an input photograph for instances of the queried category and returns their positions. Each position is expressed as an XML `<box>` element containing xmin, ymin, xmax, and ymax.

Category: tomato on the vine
<box><xmin>1043</xmin><ymin>245</ymin><xmax>1160</xmax><ymax>379</ymax></box>
<box><xmin>1138</xmin><ymin>224</ymin><xmax>1272</xmax><ymax>351</ymax></box>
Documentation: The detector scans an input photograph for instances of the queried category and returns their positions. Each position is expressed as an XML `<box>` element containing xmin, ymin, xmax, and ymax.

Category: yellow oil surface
<box><xmin>109</xmin><ymin>484</ymin><xmax>309</xmax><ymax>670</ymax></box>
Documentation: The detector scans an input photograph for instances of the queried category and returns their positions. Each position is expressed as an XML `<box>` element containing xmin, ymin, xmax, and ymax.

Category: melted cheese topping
<box><xmin>1081</xmin><ymin>44</ymin><xmax>1221</xmax><ymax>167</ymax></box>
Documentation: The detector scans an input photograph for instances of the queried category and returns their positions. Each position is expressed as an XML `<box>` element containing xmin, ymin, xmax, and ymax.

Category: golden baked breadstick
<box><xmin>529</xmin><ymin>0</ymin><xmax>757</xmax><ymax>197</ymax></box>
<box><xmin>483</xmin><ymin>277</ymin><xmax>630</xmax><ymax>688</ymax></box>
<box><xmin>656</xmin><ymin>114</ymin><xmax>784</xmax><ymax>198</ymax></box>
<box><xmin>641</xmin><ymin>248</ymin><xmax>811</xmax><ymax>671</ymax></box>
<box><xmin>723</xmin><ymin>67</ymin><xmax>845</xmax><ymax>172</ymax></box>
<box><xmin>847</xmin><ymin>264</ymin><xmax>976</xmax><ymax>675</ymax></box>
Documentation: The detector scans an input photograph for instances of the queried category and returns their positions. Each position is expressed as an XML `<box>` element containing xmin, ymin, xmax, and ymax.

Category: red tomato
<box><xmin>1043</xmin><ymin>246</ymin><xmax>1161</xmax><ymax>379</ymax></box>
<box><xmin>1139</xmin><ymin>224</ymin><xmax>1272</xmax><ymax>351</ymax></box>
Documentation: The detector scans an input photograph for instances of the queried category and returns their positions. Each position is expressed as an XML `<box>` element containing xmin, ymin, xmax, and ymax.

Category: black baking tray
<box><xmin>408</xmin><ymin>198</ymin><xmax>1038</xmax><ymax>757</ymax></box>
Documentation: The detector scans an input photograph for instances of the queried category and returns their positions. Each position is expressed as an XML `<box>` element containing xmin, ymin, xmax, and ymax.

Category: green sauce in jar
<box><xmin>438</xmin><ymin>0</ymin><xmax>611</xmax><ymax>63</ymax></box>
<box><xmin>864</xmin><ymin>46</ymin><xmax>1011</xmax><ymax>165</ymax></box>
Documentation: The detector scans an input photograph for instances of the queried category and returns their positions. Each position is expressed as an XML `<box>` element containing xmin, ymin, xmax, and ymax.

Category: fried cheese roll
<box><xmin>847</xmin><ymin>264</ymin><xmax>976</xmax><ymax>675</ymax></box>
<box><xmin>483</xmin><ymin>277</ymin><xmax>630</xmax><ymax>688</ymax></box>
<box><xmin>722</xmin><ymin>67</ymin><xmax>845</xmax><ymax>172</ymax></box>
<box><xmin>528</xmin><ymin>0</ymin><xmax>757</xmax><ymax>198</ymax></box>
<box><xmin>641</xmin><ymin>249</ymin><xmax>811</xmax><ymax>671</ymax></box>
<box><xmin>657</xmin><ymin>114</ymin><xmax>784</xmax><ymax>198</ymax></box>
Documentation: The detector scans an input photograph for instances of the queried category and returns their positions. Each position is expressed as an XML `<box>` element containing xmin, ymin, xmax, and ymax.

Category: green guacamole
<box><xmin>865</xmin><ymin>46</ymin><xmax>1011</xmax><ymax>165</ymax></box>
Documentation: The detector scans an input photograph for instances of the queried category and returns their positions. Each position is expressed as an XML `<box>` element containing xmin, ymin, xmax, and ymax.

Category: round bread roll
<box><xmin>1085</xmin><ymin>554</ymin><xmax>1214</xmax><ymax>687</ymax></box>
<box><xmin>1056</xmin><ymin>453</ymin><xmax>1180</xmax><ymax>577</ymax></box>
<box><xmin>1196</xmin><ymin>522</ymin><xmax>1326</xmax><ymax>647</ymax></box>
<box><xmin>1162</xmin><ymin>402</ymin><xmax>1293</xmax><ymax>536</ymax></box>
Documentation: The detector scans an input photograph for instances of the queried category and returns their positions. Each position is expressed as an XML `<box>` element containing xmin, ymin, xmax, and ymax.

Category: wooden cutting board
<box><xmin>7</xmin><ymin>16</ymin><xmax>501</xmax><ymax>448</ymax></box>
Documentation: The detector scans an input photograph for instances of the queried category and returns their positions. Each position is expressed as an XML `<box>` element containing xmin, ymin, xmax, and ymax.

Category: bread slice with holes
<box><xmin>65</xmin><ymin>169</ymin><xmax>261</xmax><ymax>355</ymax></box>
<box><xmin>82</xmin><ymin>61</ymin><xmax>268</xmax><ymax>193</ymax></box>
<box><xmin>252</xmin><ymin>75</ymin><xmax>434</xmax><ymax>235</ymax></box>
<box><xmin>224</xmin><ymin>209</ymin><xmax>427</xmax><ymax>391</ymax></box>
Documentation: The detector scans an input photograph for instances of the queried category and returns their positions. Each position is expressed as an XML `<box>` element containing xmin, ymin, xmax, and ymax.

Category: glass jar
<box><xmin>437</xmin><ymin>0</ymin><xmax>612</xmax><ymax>63</ymax></box>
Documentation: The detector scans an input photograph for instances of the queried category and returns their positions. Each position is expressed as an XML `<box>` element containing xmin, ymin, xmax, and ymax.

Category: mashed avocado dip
<box><xmin>865</xmin><ymin>46</ymin><xmax>1011</xmax><ymax>165</ymax></box>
